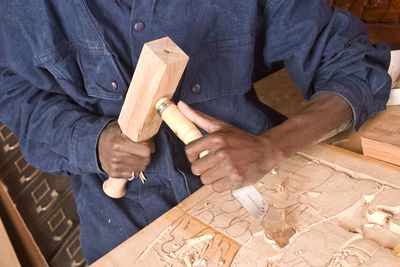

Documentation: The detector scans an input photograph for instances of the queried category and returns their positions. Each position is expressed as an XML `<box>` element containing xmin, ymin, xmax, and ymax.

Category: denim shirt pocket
<box><xmin>37</xmin><ymin>43</ymin><xmax>126</xmax><ymax>103</ymax></box>
<box><xmin>181</xmin><ymin>33</ymin><xmax>255</xmax><ymax>104</ymax></box>
<box><xmin>7</xmin><ymin>0</ymin><xmax>127</xmax><ymax>103</ymax></box>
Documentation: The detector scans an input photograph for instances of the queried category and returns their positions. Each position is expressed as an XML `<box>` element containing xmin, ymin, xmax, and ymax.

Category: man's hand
<box><xmin>98</xmin><ymin>120</ymin><xmax>155</xmax><ymax>179</ymax></box>
<box><xmin>178</xmin><ymin>93</ymin><xmax>352</xmax><ymax>193</ymax></box>
<box><xmin>178</xmin><ymin>101</ymin><xmax>282</xmax><ymax>192</ymax></box>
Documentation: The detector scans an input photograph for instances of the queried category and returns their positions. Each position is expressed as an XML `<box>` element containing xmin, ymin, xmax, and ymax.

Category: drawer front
<box><xmin>50</xmin><ymin>227</ymin><xmax>87</xmax><ymax>267</ymax></box>
<box><xmin>1</xmin><ymin>152</ymin><xmax>41</xmax><ymax>200</ymax></box>
<box><xmin>15</xmin><ymin>172</ymin><xmax>72</xmax><ymax>230</ymax></box>
<box><xmin>32</xmin><ymin>190</ymin><xmax>80</xmax><ymax>260</ymax></box>
<box><xmin>0</xmin><ymin>123</ymin><xmax>20</xmax><ymax>165</ymax></box>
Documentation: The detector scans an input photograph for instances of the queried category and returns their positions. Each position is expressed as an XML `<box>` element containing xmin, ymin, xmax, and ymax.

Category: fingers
<box><xmin>211</xmin><ymin>178</ymin><xmax>231</xmax><ymax>193</ymax></box>
<box><xmin>119</xmin><ymin>135</ymin><xmax>155</xmax><ymax>157</ymax></box>
<box><xmin>98</xmin><ymin>120</ymin><xmax>155</xmax><ymax>179</ymax></box>
<box><xmin>185</xmin><ymin>131</ymin><xmax>231</xmax><ymax>163</ymax></box>
<box><xmin>198</xmin><ymin>164</ymin><xmax>225</xmax><ymax>185</ymax></box>
<box><xmin>177</xmin><ymin>101</ymin><xmax>230</xmax><ymax>133</ymax></box>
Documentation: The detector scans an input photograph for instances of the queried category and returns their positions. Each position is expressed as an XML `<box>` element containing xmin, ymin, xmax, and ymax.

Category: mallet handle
<box><xmin>102</xmin><ymin>178</ymin><xmax>128</xmax><ymax>199</ymax></box>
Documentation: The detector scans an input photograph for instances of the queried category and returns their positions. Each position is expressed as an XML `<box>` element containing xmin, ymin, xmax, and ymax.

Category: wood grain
<box><xmin>0</xmin><ymin>182</ymin><xmax>47</xmax><ymax>266</ymax></box>
<box><xmin>92</xmin><ymin>143</ymin><xmax>400</xmax><ymax>266</ymax></box>
<box><xmin>0</xmin><ymin>216</ymin><xmax>21</xmax><ymax>267</ymax></box>
<box><xmin>361</xmin><ymin>106</ymin><xmax>400</xmax><ymax>166</ymax></box>
<box><xmin>329</xmin><ymin>0</ymin><xmax>400</xmax><ymax>48</ymax></box>
<box><xmin>329</xmin><ymin>0</ymin><xmax>400</xmax><ymax>23</ymax></box>
<box><xmin>118</xmin><ymin>37</ymin><xmax>189</xmax><ymax>142</ymax></box>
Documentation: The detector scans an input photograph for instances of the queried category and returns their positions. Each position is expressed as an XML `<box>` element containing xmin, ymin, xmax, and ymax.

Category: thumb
<box><xmin>177</xmin><ymin>101</ymin><xmax>231</xmax><ymax>133</ymax></box>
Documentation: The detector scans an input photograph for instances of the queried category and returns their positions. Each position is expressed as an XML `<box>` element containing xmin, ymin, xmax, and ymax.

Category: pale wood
<box><xmin>0</xmin><ymin>182</ymin><xmax>48</xmax><ymax>267</ymax></box>
<box><xmin>156</xmin><ymin>97</ymin><xmax>203</xmax><ymax>145</ymax></box>
<box><xmin>254</xmin><ymin>68</ymin><xmax>308</xmax><ymax>118</ymax></box>
<box><xmin>361</xmin><ymin>106</ymin><xmax>400</xmax><ymax>166</ymax></box>
<box><xmin>103</xmin><ymin>37</ymin><xmax>189</xmax><ymax>198</ymax></box>
<box><xmin>92</xmin><ymin>143</ymin><xmax>400</xmax><ymax>266</ymax></box>
<box><xmin>118</xmin><ymin>37</ymin><xmax>189</xmax><ymax>142</ymax></box>
<box><xmin>0</xmin><ymin>216</ymin><xmax>21</xmax><ymax>267</ymax></box>
<box><xmin>91</xmin><ymin>207</ymin><xmax>241</xmax><ymax>267</ymax></box>
<box><xmin>102</xmin><ymin>178</ymin><xmax>127</xmax><ymax>199</ymax></box>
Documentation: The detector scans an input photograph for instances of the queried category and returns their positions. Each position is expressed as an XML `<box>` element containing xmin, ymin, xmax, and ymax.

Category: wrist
<box><xmin>258</xmin><ymin>131</ymin><xmax>290</xmax><ymax>169</ymax></box>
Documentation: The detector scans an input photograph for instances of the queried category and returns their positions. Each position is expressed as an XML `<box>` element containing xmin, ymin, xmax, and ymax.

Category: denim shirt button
<box><xmin>111</xmin><ymin>81</ymin><xmax>118</xmax><ymax>90</ymax></box>
<box><xmin>134</xmin><ymin>22</ymin><xmax>145</xmax><ymax>32</ymax></box>
<box><xmin>191</xmin><ymin>83</ymin><xmax>201</xmax><ymax>93</ymax></box>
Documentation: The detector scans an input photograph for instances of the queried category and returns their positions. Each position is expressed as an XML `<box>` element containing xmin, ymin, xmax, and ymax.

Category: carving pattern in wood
<box><xmin>92</xmin><ymin>144</ymin><xmax>400</xmax><ymax>266</ymax></box>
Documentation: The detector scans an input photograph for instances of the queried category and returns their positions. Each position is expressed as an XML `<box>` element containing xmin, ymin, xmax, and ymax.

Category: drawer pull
<box><xmin>53</xmin><ymin>219</ymin><xmax>73</xmax><ymax>242</ymax></box>
<box><xmin>71</xmin><ymin>258</ymin><xmax>86</xmax><ymax>267</ymax></box>
<box><xmin>3</xmin><ymin>142</ymin><xmax>19</xmax><ymax>153</ymax></box>
<box><xmin>36</xmin><ymin>190</ymin><xmax>59</xmax><ymax>214</ymax></box>
<box><xmin>19</xmin><ymin>169</ymin><xmax>40</xmax><ymax>184</ymax></box>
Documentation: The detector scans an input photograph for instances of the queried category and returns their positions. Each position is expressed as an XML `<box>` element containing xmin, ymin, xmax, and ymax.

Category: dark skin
<box><xmin>97</xmin><ymin>120</ymin><xmax>155</xmax><ymax>179</ymax></box>
<box><xmin>179</xmin><ymin>93</ymin><xmax>352</xmax><ymax>192</ymax></box>
<box><xmin>98</xmin><ymin>93</ymin><xmax>352</xmax><ymax>189</ymax></box>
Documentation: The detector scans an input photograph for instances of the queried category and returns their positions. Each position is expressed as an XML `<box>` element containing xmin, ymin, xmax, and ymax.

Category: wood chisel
<box><xmin>155</xmin><ymin>97</ymin><xmax>296</xmax><ymax>247</ymax></box>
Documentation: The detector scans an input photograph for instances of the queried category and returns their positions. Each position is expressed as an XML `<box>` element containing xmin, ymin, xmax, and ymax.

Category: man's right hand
<box><xmin>97</xmin><ymin>120</ymin><xmax>155</xmax><ymax>179</ymax></box>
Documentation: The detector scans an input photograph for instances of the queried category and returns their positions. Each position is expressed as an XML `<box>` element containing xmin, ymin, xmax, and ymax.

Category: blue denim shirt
<box><xmin>0</xmin><ymin>0</ymin><xmax>391</xmax><ymax>263</ymax></box>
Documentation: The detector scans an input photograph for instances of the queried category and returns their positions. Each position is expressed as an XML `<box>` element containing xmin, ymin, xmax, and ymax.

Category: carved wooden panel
<box><xmin>329</xmin><ymin>0</ymin><xmax>400</xmax><ymax>47</ymax></box>
<box><xmin>329</xmin><ymin>0</ymin><xmax>400</xmax><ymax>23</ymax></box>
<box><xmin>93</xmin><ymin>144</ymin><xmax>400</xmax><ymax>266</ymax></box>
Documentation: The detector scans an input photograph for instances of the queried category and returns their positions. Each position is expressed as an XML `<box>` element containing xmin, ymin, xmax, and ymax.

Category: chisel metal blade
<box><xmin>232</xmin><ymin>185</ymin><xmax>296</xmax><ymax>247</ymax></box>
<box><xmin>232</xmin><ymin>185</ymin><xmax>269</xmax><ymax>223</ymax></box>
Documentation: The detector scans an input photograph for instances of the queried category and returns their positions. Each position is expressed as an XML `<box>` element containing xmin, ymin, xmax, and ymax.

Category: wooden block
<box><xmin>0</xmin><ymin>182</ymin><xmax>47</xmax><ymax>267</ymax></box>
<box><xmin>361</xmin><ymin>106</ymin><xmax>400</xmax><ymax>166</ymax></box>
<box><xmin>118</xmin><ymin>37</ymin><xmax>189</xmax><ymax>142</ymax></box>
<box><xmin>0</xmin><ymin>216</ymin><xmax>20</xmax><ymax>267</ymax></box>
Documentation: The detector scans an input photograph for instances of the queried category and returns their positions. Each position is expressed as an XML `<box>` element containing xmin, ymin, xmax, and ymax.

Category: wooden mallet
<box><xmin>102</xmin><ymin>37</ymin><xmax>189</xmax><ymax>198</ymax></box>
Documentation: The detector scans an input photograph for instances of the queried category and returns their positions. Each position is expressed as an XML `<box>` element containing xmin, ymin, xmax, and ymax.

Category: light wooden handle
<box><xmin>156</xmin><ymin>97</ymin><xmax>208</xmax><ymax>158</ymax></box>
<box><xmin>102</xmin><ymin>177</ymin><xmax>128</xmax><ymax>199</ymax></box>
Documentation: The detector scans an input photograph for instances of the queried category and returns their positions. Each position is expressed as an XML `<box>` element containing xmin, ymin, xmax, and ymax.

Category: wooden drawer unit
<box><xmin>50</xmin><ymin>226</ymin><xmax>87</xmax><ymax>267</ymax></box>
<box><xmin>32</xmin><ymin>190</ymin><xmax>79</xmax><ymax>260</ymax></box>
<box><xmin>1</xmin><ymin>152</ymin><xmax>41</xmax><ymax>200</ymax></box>
<box><xmin>0</xmin><ymin>124</ymin><xmax>19</xmax><ymax>168</ymax></box>
<box><xmin>14</xmin><ymin>172</ymin><xmax>72</xmax><ymax>232</ymax></box>
<box><xmin>0</xmin><ymin>121</ymin><xmax>87</xmax><ymax>266</ymax></box>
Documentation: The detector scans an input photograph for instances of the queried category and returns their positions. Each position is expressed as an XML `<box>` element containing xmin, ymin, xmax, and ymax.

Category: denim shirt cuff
<box><xmin>311</xmin><ymin>79</ymin><xmax>373</xmax><ymax>132</ymax></box>
<box><xmin>69</xmin><ymin>116</ymin><xmax>114</xmax><ymax>174</ymax></box>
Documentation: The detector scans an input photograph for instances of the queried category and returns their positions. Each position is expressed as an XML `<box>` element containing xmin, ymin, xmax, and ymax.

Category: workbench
<box><xmin>92</xmin><ymin>143</ymin><xmax>400</xmax><ymax>266</ymax></box>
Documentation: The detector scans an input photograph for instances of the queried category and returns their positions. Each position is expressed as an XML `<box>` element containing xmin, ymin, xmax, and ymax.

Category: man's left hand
<box><xmin>178</xmin><ymin>101</ymin><xmax>281</xmax><ymax>192</ymax></box>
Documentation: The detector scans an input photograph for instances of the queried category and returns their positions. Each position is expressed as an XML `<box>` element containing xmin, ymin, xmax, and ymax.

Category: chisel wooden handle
<box><xmin>156</xmin><ymin>97</ymin><xmax>208</xmax><ymax>158</ymax></box>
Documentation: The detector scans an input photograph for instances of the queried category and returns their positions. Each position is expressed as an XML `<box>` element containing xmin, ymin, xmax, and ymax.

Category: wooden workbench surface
<box><xmin>92</xmin><ymin>143</ymin><xmax>400</xmax><ymax>266</ymax></box>
<box><xmin>361</xmin><ymin>106</ymin><xmax>400</xmax><ymax>166</ymax></box>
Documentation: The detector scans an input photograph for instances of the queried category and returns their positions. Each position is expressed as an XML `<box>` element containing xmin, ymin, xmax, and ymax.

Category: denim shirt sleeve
<box><xmin>0</xmin><ymin>16</ymin><xmax>112</xmax><ymax>176</ymax></box>
<box><xmin>262</xmin><ymin>0</ymin><xmax>392</xmax><ymax>131</ymax></box>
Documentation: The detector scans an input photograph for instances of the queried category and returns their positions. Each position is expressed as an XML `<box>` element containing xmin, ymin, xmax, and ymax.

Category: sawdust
<box><xmin>230</xmin><ymin>230</ymin><xmax>282</xmax><ymax>266</ymax></box>
<box><xmin>230</xmin><ymin>153</ymin><xmax>400</xmax><ymax>266</ymax></box>
<box><xmin>162</xmin><ymin>234</ymin><xmax>215</xmax><ymax>267</ymax></box>
<box><xmin>132</xmin><ymin>152</ymin><xmax>400</xmax><ymax>267</ymax></box>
